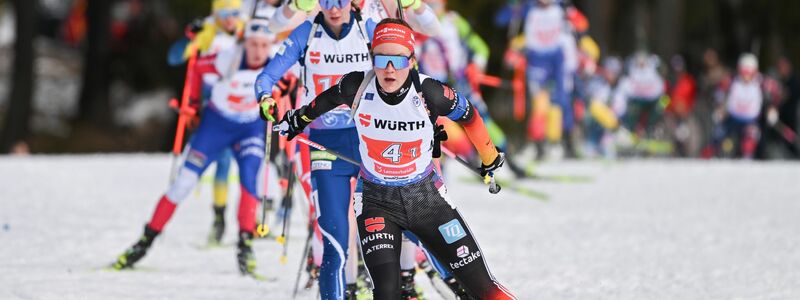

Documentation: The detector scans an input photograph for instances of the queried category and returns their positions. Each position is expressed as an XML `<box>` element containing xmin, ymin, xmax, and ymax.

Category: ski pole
<box><xmin>276</xmin><ymin>159</ymin><xmax>296</xmax><ymax>264</ymax></box>
<box><xmin>292</xmin><ymin>219</ymin><xmax>315</xmax><ymax>299</ymax></box>
<box><xmin>440</xmin><ymin>147</ymin><xmax>501</xmax><ymax>194</ymax></box>
<box><xmin>257</xmin><ymin>89</ymin><xmax>287</xmax><ymax>237</ymax></box>
<box><xmin>293</xmin><ymin>163</ymin><xmax>319</xmax><ymax>298</ymax></box>
<box><xmin>168</xmin><ymin>43</ymin><xmax>198</xmax><ymax>182</ymax></box>
<box><xmin>257</xmin><ymin>92</ymin><xmax>281</xmax><ymax>238</ymax></box>
<box><xmin>395</xmin><ymin>0</ymin><xmax>405</xmax><ymax>20</ymax></box>
<box><xmin>285</xmin><ymin>133</ymin><xmax>361</xmax><ymax>166</ymax></box>
<box><xmin>256</xmin><ymin>119</ymin><xmax>274</xmax><ymax>238</ymax></box>
<box><xmin>291</xmin><ymin>131</ymin><xmax>501</xmax><ymax>194</ymax></box>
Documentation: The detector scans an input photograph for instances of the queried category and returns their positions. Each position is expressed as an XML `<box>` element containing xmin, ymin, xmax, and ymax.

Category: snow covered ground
<box><xmin>1</xmin><ymin>155</ymin><xmax>799</xmax><ymax>299</ymax></box>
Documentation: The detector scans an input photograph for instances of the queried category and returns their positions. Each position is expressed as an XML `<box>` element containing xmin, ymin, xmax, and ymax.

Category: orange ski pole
<box><xmin>168</xmin><ymin>44</ymin><xmax>198</xmax><ymax>182</ymax></box>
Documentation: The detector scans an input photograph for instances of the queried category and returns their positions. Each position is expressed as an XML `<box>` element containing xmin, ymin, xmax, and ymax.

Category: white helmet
<box><xmin>630</xmin><ymin>51</ymin><xmax>659</xmax><ymax>70</ymax></box>
<box><xmin>603</xmin><ymin>56</ymin><xmax>622</xmax><ymax>78</ymax></box>
<box><xmin>738</xmin><ymin>53</ymin><xmax>758</xmax><ymax>76</ymax></box>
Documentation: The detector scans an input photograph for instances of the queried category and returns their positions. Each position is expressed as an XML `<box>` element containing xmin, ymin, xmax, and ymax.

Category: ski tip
<box><xmin>103</xmin><ymin>264</ymin><xmax>123</xmax><ymax>272</ymax></box>
<box><xmin>245</xmin><ymin>272</ymin><xmax>278</xmax><ymax>282</ymax></box>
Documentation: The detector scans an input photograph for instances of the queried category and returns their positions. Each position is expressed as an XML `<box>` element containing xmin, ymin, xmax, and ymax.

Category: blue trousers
<box><xmin>309</xmin><ymin>128</ymin><xmax>362</xmax><ymax>300</ymax></box>
<box><xmin>527</xmin><ymin>48</ymin><xmax>574</xmax><ymax>131</ymax></box>
<box><xmin>184</xmin><ymin>108</ymin><xmax>264</xmax><ymax>198</ymax></box>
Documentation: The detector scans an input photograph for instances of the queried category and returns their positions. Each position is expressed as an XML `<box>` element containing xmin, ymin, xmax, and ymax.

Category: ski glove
<box><xmin>478</xmin><ymin>151</ymin><xmax>505</xmax><ymax>177</ymax></box>
<box><xmin>432</xmin><ymin>124</ymin><xmax>448</xmax><ymax>158</ymax></box>
<box><xmin>400</xmin><ymin>0</ymin><xmax>422</xmax><ymax>10</ymax></box>
<box><xmin>290</xmin><ymin>0</ymin><xmax>317</xmax><ymax>12</ymax></box>
<box><xmin>259</xmin><ymin>95</ymin><xmax>277</xmax><ymax>122</ymax></box>
<box><xmin>276</xmin><ymin>107</ymin><xmax>312</xmax><ymax>140</ymax></box>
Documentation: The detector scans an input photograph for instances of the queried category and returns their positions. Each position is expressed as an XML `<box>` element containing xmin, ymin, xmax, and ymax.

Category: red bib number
<box><xmin>361</xmin><ymin>135</ymin><xmax>422</xmax><ymax>176</ymax></box>
<box><xmin>313</xmin><ymin>74</ymin><xmax>344</xmax><ymax>95</ymax></box>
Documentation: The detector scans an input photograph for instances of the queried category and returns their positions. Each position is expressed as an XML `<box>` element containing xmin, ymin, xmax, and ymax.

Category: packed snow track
<box><xmin>2</xmin><ymin>155</ymin><xmax>799</xmax><ymax>299</ymax></box>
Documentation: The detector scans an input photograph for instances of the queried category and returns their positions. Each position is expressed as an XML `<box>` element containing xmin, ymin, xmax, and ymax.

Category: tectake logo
<box><xmin>310</xmin><ymin>51</ymin><xmax>321</xmax><ymax>64</ymax></box>
<box><xmin>358</xmin><ymin>113</ymin><xmax>372</xmax><ymax>127</ymax></box>
<box><xmin>364</xmin><ymin>217</ymin><xmax>385</xmax><ymax>233</ymax></box>
<box><xmin>449</xmin><ymin>249</ymin><xmax>481</xmax><ymax>270</ymax></box>
<box><xmin>438</xmin><ymin>219</ymin><xmax>467</xmax><ymax>244</ymax></box>
<box><xmin>456</xmin><ymin>245</ymin><xmax>469</xmax><ymax>258</ymax></box>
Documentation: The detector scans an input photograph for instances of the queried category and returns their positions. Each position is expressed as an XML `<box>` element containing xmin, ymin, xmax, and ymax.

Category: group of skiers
<box><xmin>494</xmin><ymin>0</ymin><xmax>798</xmax><ymax>161</ymax></box>
<box><xmin>566</xmin><ymin>48</ymin><xmax>789</xmax><ymax>160</ymax></box>
<box><xmin>107</xmin><ymin>0</ymin><xmax>799</xmax><ymax>299</ymax></box>
<box><xmin>112</xmin><ymin>0</ymin><xmax>515</xmax><ymax>299</ymax></box>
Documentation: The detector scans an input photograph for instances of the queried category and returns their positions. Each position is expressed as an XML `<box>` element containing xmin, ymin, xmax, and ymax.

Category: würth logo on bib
<box><xmin>309</xmin><ymin>51</ymin><xmax>321</xmax><ymax>64</ymax></box>
<box><xmin>358</xmin><ymin>114</ymin><xmax>372</xmax><ymax>127</ymax></box>
<box><xmin>364</xmin><ymin>217</ymin><xmax>385</xmax><ymax>232</ymax></box>
<box><xmin>374</xmin><ymin>119</ymin><xmax>426</xmax><ymax>131</ymax></box>
<box><xmin>323</xmin><ymin>53</ymin><xmax>370</xmax><ymax>64</ymax></box>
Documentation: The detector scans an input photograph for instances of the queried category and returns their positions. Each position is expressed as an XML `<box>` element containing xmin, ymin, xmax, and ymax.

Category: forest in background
<box><xmin>1</xmin><ymin>0</ymin><xmax>799</xmax><ymax>153</ymax></box>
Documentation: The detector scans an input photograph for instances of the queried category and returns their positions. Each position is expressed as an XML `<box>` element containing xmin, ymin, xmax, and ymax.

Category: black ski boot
<box><xmin>208</xmin><ymin>205</ymin><xmax>226</xmax><ymax>245</ymax></box>
<box><xmin>563</xmin><ymin>130</ymin><xmax>578</xmax><ymax>159</ymax></box>
<box><xmin>344</xmin><ymin>283</ymin><xmax>359</xmax><ymax>300</ymax></box>
<box><xmin>112</xmin><ymin>225</ymin><xmax>159</xmax><ymax>270</ymax></box>
<box><xmin>237</xmin><ymin>231</ymin><xmax>256</xmax><ymax>275</ymax></box>
<box><xmin>445</xmin><ymin>277</ymin><xmax>473</xmax><ymax>300</ymax></box>
<box><xmin>535</xmin><ymin>142</ymin><xmax>546</xmax><ymax>161</ymax></box>
<box><xmin>304</xmin><ymin>251</ymin><xmax>320</xmax><ymax>289</ymax></box>
<box><xmin>401</xmin><ymin>268</ymin><xmax>421</xmax><ymax>300</ymax></box>
<box><xmin>504</xmin><ymin>154</ymin><xmax>527</xmax><ymax>178</ymax></box>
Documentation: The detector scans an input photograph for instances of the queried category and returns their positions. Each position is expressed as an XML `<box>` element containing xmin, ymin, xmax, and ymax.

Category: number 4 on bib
<box><xmin>363</xmin><ymin>136</ymin><xmax>422</xmax><ymax>166</ymax></box>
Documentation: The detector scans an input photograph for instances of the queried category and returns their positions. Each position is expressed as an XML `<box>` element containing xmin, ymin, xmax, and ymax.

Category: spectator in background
<box><xmin>666</xmin><ymin>55</ymin><xmax>697</xmax><ymax>156</ymax></box>
<box><xmin>617</xmin><ymin>51</ymin><xmax>666</xmax><ymax>139</ymax></box>
<box><xmin>699</xmin><ymin>48</ymin><xmax>732</xmax><ymax>158</ymax></box>
<box><xmin>667</xmin><ymin>55</ymin><xmax>697</xmax><ymax>120</ymax></box>
<box><xmin>11</xmin><ymin>141</ymin><xmax>30</xmax><ymax>156</ymax></box>
<box><xmin>777</xmin><ymin>56</ymin><xmax>800</xmax><ymax>157</ymax></box>
<box><xmin>712</xmin><ymin>53</ymin><xmax>771</xmax><ymax>159</ymax></box>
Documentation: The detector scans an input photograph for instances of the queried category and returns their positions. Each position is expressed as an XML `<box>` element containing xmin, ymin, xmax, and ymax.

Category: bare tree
<box><xmin>76</xmin><ymin>0</ymin><xmax>113</xmax><ymax>125</ymax></box>
<box><xmin>582</xmin><ymin>0</ymin><xmax>616</xmax><ymax>55</ymax></box>
<box><xmin>654</xmin><ymin>0</ymin><xmax>685</xmax><ymax>59</ymax></box>
<box><xmin>0</xmin><ymin>0</ymin><xmax>37</xmax><ymax>153</ymax></box>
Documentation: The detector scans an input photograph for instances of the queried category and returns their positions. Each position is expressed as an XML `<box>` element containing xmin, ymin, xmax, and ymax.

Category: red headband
<box><xmin>372</xmin><ymin>23</ymin><xmax>415</xmax><ymax>53</ymax></box>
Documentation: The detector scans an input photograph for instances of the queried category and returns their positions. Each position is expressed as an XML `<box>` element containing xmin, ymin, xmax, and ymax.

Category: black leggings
<box><xmin>355</xmin><ymin>173</ymin><xmax>515</xmax><ymax>300</ymax></box>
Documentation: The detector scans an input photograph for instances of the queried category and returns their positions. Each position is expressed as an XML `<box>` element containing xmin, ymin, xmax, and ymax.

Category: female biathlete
<box><xmin>272</xmin><ymin>19</ymin><xmax>516</xmax><ymax>300</ymax></box>
<box><xmin>112</xmin><ymin>19</ymin><xmax>280</xmax><ymax>276</ymax></box>
<box><xmin>255</xmin><ymin>0</ymin><xmax>440</xmax><ymax>298</ymax></box>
